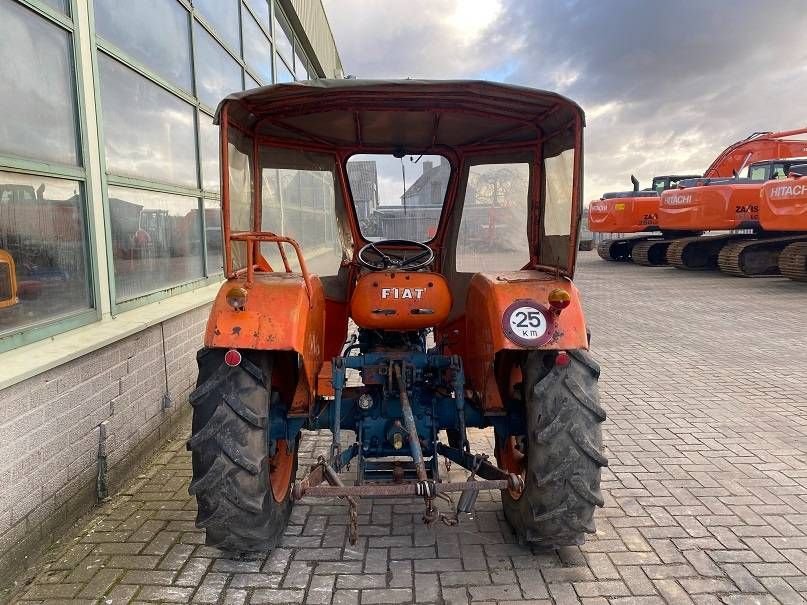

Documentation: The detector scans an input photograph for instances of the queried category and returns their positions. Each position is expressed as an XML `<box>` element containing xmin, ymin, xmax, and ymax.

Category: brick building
<box><xmin>0</xmin><ymin>0</ymin><xmax>342</xmax><ymax>584</ymax></box>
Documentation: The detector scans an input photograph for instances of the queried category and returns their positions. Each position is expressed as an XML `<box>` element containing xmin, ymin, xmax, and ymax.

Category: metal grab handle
<box><xmin>230</xmin><ymin>231</ymin><xmax>314</xmax><ymax>307</ymax></box>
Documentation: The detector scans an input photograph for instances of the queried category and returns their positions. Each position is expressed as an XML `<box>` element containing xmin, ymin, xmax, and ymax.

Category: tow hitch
<box><xmin>293</xmin><ymin>452</ymin><xmax>523</xmax><ymax>543</ymax></box>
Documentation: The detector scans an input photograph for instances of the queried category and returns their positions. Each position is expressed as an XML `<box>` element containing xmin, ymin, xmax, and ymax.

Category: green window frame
<box><xmin>0</xmin><ymin>0</ymin><xmax>324</xmax><ymax>353</ymax></box>
<box><xmin>0</xmin><ymin>0</ymin><xmax>101</xmax><ymax>354</ymax></box>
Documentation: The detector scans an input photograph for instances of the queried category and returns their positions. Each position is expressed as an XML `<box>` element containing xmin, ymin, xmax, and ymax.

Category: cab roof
<box><xmin>216</xmin><ymin>79</ymin><xmax>584</xmax><ymax>157</ymax></box>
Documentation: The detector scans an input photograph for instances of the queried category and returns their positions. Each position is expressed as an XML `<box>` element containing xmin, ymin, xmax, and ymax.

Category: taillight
<box><xmin>226</xmin><ymin>286</ymin><xmax>248</xmax><ymax>311</ymax></box>
<box><xmin>224</xmin><ymin>349</ymin><xmax>242</xmax><ymax>367</ymax></box>
<box><xmin>548</xmin><ymin>288</ymin><xmax>571</xmax><ymax>311</ymax></box>
<box><xmin>555</xmin><ymin>351</ymin><xmax>571</xmax><ymax>367</ymax></box>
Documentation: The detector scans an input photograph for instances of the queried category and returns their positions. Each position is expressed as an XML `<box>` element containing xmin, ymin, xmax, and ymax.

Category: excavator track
<box><xmin>596</xmin><ymin>237</ymin><xmax>650</xmax><ymax>262</ymax></box>
<box><xmin>667</xmin><ymin>235</ymin><xmax>737</xmax><ymax>271</ymax></box>
<box><xmin>718</xmin><ymin>236</ymin><xmax>807</xmax><ymax>278</ymax></box>
<box><xmin>778</xmin><ymin>242</ymin><xmax>807</xmax><ymax>281</ymax></box>
<box><xmin>596</xmin><ymin>239</ymin><xmax>615</xmax><ymax>261</ymax></box>
<box><xmin>631</xmin><ymin>240</ymin><xmax>671</xmax><ymax>266</ymax></box>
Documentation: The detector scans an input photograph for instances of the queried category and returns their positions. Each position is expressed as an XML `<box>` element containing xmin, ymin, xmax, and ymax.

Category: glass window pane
<box><xmin>543</xmin><ymin>150</ymin><xmax>574</xmax><ymax>236</ymax></box>
<box><xmin>193</xmin><ymin>0</ymin><xmax>240</xmax><ymax>52</ymax></box>
<box><xmin>456</xmin><ymin>163</ymin><xmax>530</xmax><ymax>272</ymax></box>
<box><xmin>246</xmin><ymin>72</ymin><xmax>261</xmax><ymax>89</ymax></box>
<box><xmin>243</xmin><ymin>11</ymin><xmax>272</xmax><ymax>83</ymax></box>
<box><xmin>94</xmin><ymin>0</ymin><xmax>192</xmax><ymax>91</ymax></box>
<box><xmin>99</xmin><ymin>55</ymin><xmax>198</xmax><ymax>187</ymax></box>
<box><xmin>194</xmin><ymin>22</ymin><xmax>243</xmax><ymax>109</ymax></box>
<box><xmin>245</xmin><ymin>0</ymin><xmax>270</xmax><ymax>28</ymax></box>
<box><xmin>276</xmin><ymin>57</ymin><xmax>294</xmax><ymax>83</ymax></box>
<box><xmin>294</xmin><ymin>48</ymin><xmax>307</xmax><ymax>80</ymax></box>
<box><xmin>203</xmin><ymin>198</ymin><xmax>223</xmax><ymax>274</ymax></box>
<box><xmin>348</xmin><ymin>154</ymin><xmax>449</xmax><ymax>242</ymax></box>
<box><xmin>199</xmin><ymin>114</ymin><xmax>220</xmax><ymax>193</ymax></box>
<box><xmin>0</xmin><ymin>1</ymin><xmax>78</xmax><ymax>165</ymax></box>
<box><xmin>228</xmin><ymin>130</ymin><xmax>254</xmax><ymax>270</ymax></box>
<box><xmin>108</xmin><ymin>186</ymin><xmax>204</xmax><ymax>301</ymax></box>
<box><xmin>41</xmin><ymin>0</ymin><xmax>69</xmax><ymax>15</ymax></box>
<box><xmin>260</xmin><ymin>148</ymin><xmax>346</xmax><ymax>276</ymax></box>
<box><xmin>273</xmin><ymin>8</ymin><xmax>293</xmax><ymax>63</ymax></box>
<box><xmin>0</xmin><ymin>172</ymin><xmax>91</xmax><ymax>336</ymax></box>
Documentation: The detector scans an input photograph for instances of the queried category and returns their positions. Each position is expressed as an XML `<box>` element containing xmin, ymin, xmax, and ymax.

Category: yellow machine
<box><xmin>0</xmin><ymin>249</ymin><xmax>18</xmax><ymax>309</ymax></box>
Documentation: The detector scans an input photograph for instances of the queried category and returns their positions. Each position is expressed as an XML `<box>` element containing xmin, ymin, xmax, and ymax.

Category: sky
<box><xmin>322</xmin><ymin>0</ymin><xmax>807</xmax><ymax>201</ymax></box>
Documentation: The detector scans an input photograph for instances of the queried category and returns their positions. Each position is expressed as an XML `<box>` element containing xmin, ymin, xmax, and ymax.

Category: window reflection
<box><xmin>0</xmin><ymin>0</ymin><xmax>79</xmax><ymax>165</ymax></box>
<box><xmin>276</xmin><ymin>59</ymin><xmax>294</xmax><ymax>83</ymax></box>
<box><xmin>194</xmin><ymin>22</ymin><xmax>244</xmax><ymax>109</ymax></box>
<box><xmin>273</xmin><ymin>9</ymin><xmax>294</xmax><ymax>63</ymax></box>
<box><xmin>243</xmin><ymin>11</ymin><xmax>273</xmax><ymax>83</ymax></box>
<box><xmin>94</xmin><ymin>0</ymin><xmax>192</xmax><ymax>91</ymax></box>
<box><xmin>0</xmin><ymin>172</ymin><xmax>91</xmax><ymax>335</ymax></box>
<box><xmin>203</xmin><ymin>198</ymin><xmax>223</xmax><ymax>274</ymax></box>
<box><xmin>295</xmin><ymin>49</ymin><xmax>308</xmax><ymax>80</ymax></box>
<box><xmin>41</xmin><ymin>0</ymin><xmax>69</xmax><ymax>16</ymax></box>
<box><xmin>108</xmin><ymin>187</ymin><xmax>204</xmax><ymax>302</ymax></box>
<box><xmin>199</xmin><ymin>114</ymin><xmax>220</xmax><ymax>193</ymax></box>
<box><xmin>99</xmin><ymin>55</ymin><xmax>198</xmax><ymax>187</ymax></box>
<box><xmin>244</xmin><ymin>0</ymin><xmax>270</xmax><ymax>26</ymax></box>
<box><xmin>193</xmin><ymin>0</ymin><xmax>240</xmax><ymax>52</ymax></box>
<box><xmin>246</xmin><ymin>73</ymin><xmax>262</xmax><ymax>89</ymax></box>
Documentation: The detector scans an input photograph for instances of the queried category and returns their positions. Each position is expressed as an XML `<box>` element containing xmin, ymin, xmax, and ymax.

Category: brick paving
<box><xmin>4</xmin><ymin>253</ymin><xmax>807</xmax><ymax>604</ymax></box>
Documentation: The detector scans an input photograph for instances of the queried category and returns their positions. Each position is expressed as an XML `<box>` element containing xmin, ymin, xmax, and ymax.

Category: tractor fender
<box><xmin>204</xmin><ymin>273</ymin><xmax>325</xmax><ymax>413</ymax></box>
<box><xmin>463</xmin><ymin>271</ymin><xmax>589</xmax><ymax>413</ymax></box>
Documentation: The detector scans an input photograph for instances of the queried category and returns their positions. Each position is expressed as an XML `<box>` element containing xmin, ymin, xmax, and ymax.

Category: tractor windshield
<box><xmin>346</xmin><ymin>154</ymin><xmax>450</xmax><ymax>243</ymax></box>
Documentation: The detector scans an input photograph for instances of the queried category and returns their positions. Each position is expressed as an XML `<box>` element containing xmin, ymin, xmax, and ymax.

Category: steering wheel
<box><xmin>357</xmin><ymin>239</ymin><xmax>435</xmax><ymax>271</ymax></box>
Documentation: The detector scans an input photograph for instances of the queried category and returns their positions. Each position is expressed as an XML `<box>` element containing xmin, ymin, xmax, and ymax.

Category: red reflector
<box><xmin>555</xmin><ymin>351</ymin><xmax>571</xmax><ymax>367</ymax></box>
<box><xmin>224</xmin><ymin>349</ymin><xmax>242</xmax><ymax>367</ymax></box>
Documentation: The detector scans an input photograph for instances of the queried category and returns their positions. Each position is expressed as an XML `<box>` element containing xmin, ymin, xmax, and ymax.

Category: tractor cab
<box><xmin>189</xmin><ymin>80</ymin><xmax>605</xmax><ymax>554</ymax></box>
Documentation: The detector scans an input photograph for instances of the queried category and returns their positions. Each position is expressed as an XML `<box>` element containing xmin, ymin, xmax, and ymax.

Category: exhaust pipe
<box><xmin>631</xmin><ymin>175</ymin><xmax>639</xmax><ymax>191</ymax></box>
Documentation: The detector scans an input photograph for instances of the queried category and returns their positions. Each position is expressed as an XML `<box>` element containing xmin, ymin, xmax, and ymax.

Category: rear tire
<box><xmin>188</xmin><ymin>348</ymin><xmax>297</xmax><ymax>554</ymax></box>
<box><xmin>500</xmin><ymin>350</ymin><xmax>607</xmax><ymax>547</ymax></box>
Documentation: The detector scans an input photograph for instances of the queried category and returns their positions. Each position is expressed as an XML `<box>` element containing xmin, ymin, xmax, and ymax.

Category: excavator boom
<box><xmin>703</xmin><ymin>127</ymin><xmax>807</xmax><ymax>177</ymax></box>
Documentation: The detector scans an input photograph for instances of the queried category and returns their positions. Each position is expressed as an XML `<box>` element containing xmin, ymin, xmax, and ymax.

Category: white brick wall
<box><xmin>0</xmin><ymin>305</ymin><xmax>209</xmax><ymax>582</ymax></box>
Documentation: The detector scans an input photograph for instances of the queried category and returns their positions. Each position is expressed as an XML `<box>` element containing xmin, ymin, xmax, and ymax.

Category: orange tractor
<box><xmin>589</xmin><ymin>174</ymin><xmax>699</xmax><ymax>263</ymax></box>
<box><xmin>591</xmin><ymin>129</ymin><xmax>807</xmax><ymax>266</ymax></box>
<box><xmin>187</xmin><ymin>80</ymin><xmax>606</xmax><ymax>554</ymax></box>
<box><xmin>759</xmin><ymin>164</ymin><xmax>807</xmax><ymax>280</ymax></box>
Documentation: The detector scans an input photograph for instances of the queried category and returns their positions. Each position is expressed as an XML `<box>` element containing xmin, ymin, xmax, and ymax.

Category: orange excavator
<box><xmin>758</xmin><ymin>164</ymin><xmax>807</xmax><ymax>281</ymax></box>
<box><xmin>652</xmin><ymin>128</ymin><xmax>807</xmax><ymax>274</ymax></box>
<box><xmin>590</xmin><ymin>174</ymin><xmax>699</xmax><ymax>263</ymax></box>
<box><xmin>591</xmin><ymin>129</ymin><xmax>807</xmax><ymax>267</ymax></box>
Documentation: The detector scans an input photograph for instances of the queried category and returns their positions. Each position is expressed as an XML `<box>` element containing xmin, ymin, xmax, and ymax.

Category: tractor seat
<box><xmin>350</xmin><ymin>271</ymin><xmax>452</xmax><ymax>330</ymax></box>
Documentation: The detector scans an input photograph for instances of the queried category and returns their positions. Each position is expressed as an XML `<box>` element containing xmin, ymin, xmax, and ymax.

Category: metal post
<box><xmin>394</xmin><ymin>363</ymin><xmax>427</xmax><ymax>482</ymax></box>
<box><xmin>451</xmin><ymin>355</ymin><xmax>469</xmax><ymax>453</ymax></box>
<box><xmin>330</xmin><ymin>357</ymin><xmax>346</xmax><ymax>470</ymax></box>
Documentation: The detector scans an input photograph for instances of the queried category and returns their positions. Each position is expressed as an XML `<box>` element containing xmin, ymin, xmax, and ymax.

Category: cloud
<box><xmin>324</xmin><ymin>0</ymin><xmax>807</xmax><ymax>201</ymax></box>
<box><xmin>322</xmin><ymin>0</ymin><xmax>517</xmax><ymax>79</ymax></box>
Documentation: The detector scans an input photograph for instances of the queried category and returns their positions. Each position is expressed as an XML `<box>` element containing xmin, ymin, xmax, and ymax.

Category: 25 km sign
<box><xmin>502</xmin><ymin>301</ymin><xmax>554</xmax><ymax>347</ymax></box>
